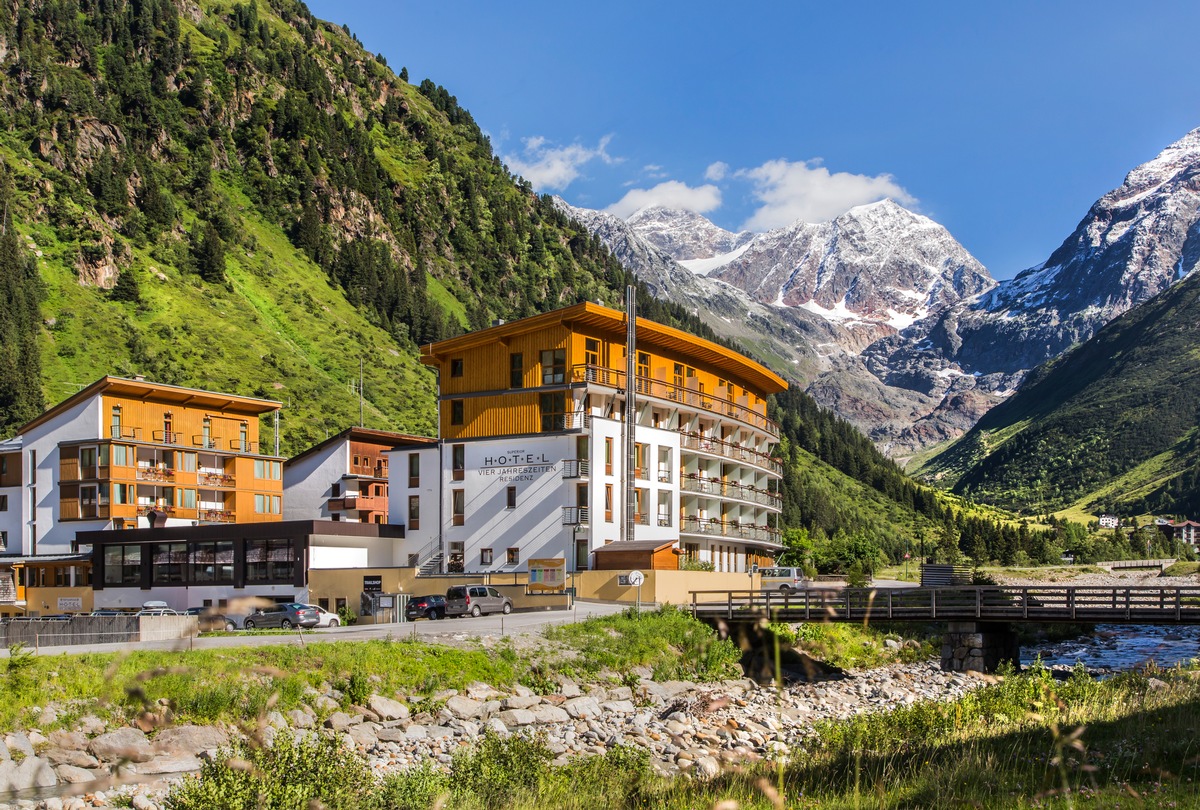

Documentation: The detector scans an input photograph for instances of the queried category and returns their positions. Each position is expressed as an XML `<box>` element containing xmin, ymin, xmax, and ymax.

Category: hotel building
<box><xmin>397</xmin><ymin>301</ymin><xmax>788</xmax><ymax>575</ymax></box>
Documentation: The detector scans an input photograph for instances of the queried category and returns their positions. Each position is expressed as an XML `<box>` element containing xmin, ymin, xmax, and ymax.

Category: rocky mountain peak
<box><xmin>625</xmin><ymin>205</ymin><xmax>754</xmax><ymax>261</ymax></box>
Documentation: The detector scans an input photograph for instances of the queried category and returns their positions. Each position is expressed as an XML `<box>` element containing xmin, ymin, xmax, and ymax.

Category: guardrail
<box><xmin>688</xmin><ymin>586</ymin><xmax>1200</xmax><ymax>624</ymax></box>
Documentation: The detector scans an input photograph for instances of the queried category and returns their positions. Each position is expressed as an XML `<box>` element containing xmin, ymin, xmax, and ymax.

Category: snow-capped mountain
<box><xmin>559</xmin><ymin>127</ymin><xmax>1200</xmax><ymax>457</ymax></box>
<box><xmin>625</xmin><ymin>206</ymin><xmax>754</xmax><ymax>262</ymax></box>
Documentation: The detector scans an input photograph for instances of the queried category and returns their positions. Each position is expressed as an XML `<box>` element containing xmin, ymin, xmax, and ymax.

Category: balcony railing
<box><xmin>230</xmin><ymin>440</ymin><xmax>259</xmax><ymax>453</ymax></box>
<box><xmin>633</xmin><ymin>511</ymin><xmax>650</xmax><ymax>526</ymax></box>
<box><xmin>192</xmin><ymin>435</ymin><xmax>222</xmax><ymax>450</ymax></box>
<box><xmin>571</xmin><ymin>364</ymin><xmax>779</xmax><ymax>438</ymax></box>
<box><xmin>680</xmin><ymin>473</ymin><xmax>782</xmax><ymax>508</ymax></box>
<box><xmin>680</xmin><ymin>432</ymin><xmax>782</xmax><ymax>475</ymax></box>
<box><xmin>136</xmin><ymin>465</ymin><xmax>176</xmax><ymax>482</ymax></box>
<box><xmin>138</xmin><ymin>504</ymin><xmax>177</xmax><ymax>517</ymax></box>
<box><xmin>562</xmin><ymin>506</ymin><xmax>590</xmax><ymax>525</ymax></box>
<box><xmin>562</xmin><ymin>459</ymin><xmax>590</xmax><ymax>479</ymax></box>
<box><xmin>110</xmin><ymin>426</ymin><xmax>142</xmax><ymax>440</ymax></box>
<box><xmin>153</xmin><ymin>430</ymin><xmax>182</xmax><ymax>444</ymax></box>
<box><xmin>540</xmin><ymin>411</ymin><xmax>591</xmax><ymax>432</ymax></box>
<box><xmin>199</xmin><ymin>471</ymin><xmax>235</xmax><ymax>487</ymax></box>
<box><xmin>679</xmin><ymin>515</ymin><xmax>782</xmax><ymax>546</ymax></box>
<box><xmin>200</xmin><ymin>508</ymin><xmax>236</xmax><ymax>523</ymax></box>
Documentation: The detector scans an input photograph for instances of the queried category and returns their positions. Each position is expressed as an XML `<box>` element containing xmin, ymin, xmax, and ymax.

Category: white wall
<box><xmin>385</xmin><ymin>446</ymin><xmax>438</xmax><ymax>563</ymax></box>
<box><xmin>443</xmin><ymin>435</ymin><xmax>572</xmax><ymax>573</ymax></box>
<box><xmin>283</xmin><ymin>440</ymin><xmax>349</xmax><ymax>520</ymax></box>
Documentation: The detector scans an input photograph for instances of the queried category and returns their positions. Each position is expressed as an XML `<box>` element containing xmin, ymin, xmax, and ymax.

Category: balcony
<box><xmin>230</xmin><ymin>440</ymin><xmax>259</xmax><ymax>453</ymax></box>
<box><xmin>571</xmin><ymin>364</ymin><xmax>779</xmax><ymax>438</ymax></box>
<box><xmin>680</xmin><ymin>473</ymin><xmax>782</xmax><ymax>508</ymax></box>
<box><xmin>200</xmin><ymin>508</ymin><xmax>236</xmax><ymax>523</ymax></box>
<box><xmin>199</xmin><ymin>471</ymin><xmax>235</xmax><ymax>487</ymax></box>
<box><xmin>562</xmin><ymin>459</ymin><xmax>590</xmax><ymax>479</ymax></box>
<box><xmin>153</xmin><ymin>430</ymin><xmax>182</xmax><ymax>445</ymax></box>
<box><xmin>138</xmin><ymin>504</ymin><xmax>177</xmax><ymax>517</ymax></box>
<box><xmin>540</xmin><ymin>411</ymin><xmax>591</xmax><ymax>432</ymax></box>
<box><xmin>679</xmin><ymin>515</ymin><xmax>781</xmax><ymax>547</ymax></box>
<box><xmin>192</xmin><ymin>435</ymin><xmax>222</xmax><ymax>450</ymax></box>
<box><xmin>136</xmin><ymin>465</ymin><xmax>176</xmax><ymax>482</ymax></box>
<box><xmin>330</xmin><ymin>493</ymin><xmax>387</xmax><ymax>513</ymax></box>
<box><xmin>109</xmin><ymin>426</ymin><xmax>143</xmax><ymax>440</ymax></box>
<box><xmin>680</xmin><ymin>432</ymin><xmax>782</xmax><ymax>475</ymax></box>
<box><xmin>562</xmin><ymin>506</ymin><xmax>590</xmax><ymax>525</ymax></box>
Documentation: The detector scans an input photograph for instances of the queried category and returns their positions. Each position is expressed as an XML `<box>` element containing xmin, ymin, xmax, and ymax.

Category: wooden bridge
<box><xmin>688</xmin><ymin>586</ymin><xmax>1200</xmax><ymax>625</ymax></box>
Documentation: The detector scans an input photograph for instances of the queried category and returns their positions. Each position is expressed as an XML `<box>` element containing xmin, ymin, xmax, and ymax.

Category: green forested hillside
<box><xmin>920</xmin><ymin>267</ymin><xmax>1200</xmax><ymax>517</ymax></box>
<box><xmin>0</xmin><ymin>0</ymin><xmax>957</xmax><ymax>546</ymax></box>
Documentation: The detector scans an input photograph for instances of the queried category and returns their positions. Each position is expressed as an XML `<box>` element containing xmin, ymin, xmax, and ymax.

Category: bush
<box><xmin>166</xmin><ymin>731</ymin><xmax>379</xmax><ymax>810</ymax></box>
<box><xmin>375</xmin><ymin>762</ymin><xmax>450</xmax><ymax>810</ymax></box>
<box><xmin>450</xmin><ymin>730</ymin><xmax>552</xmax><ymax>806</ymax></box>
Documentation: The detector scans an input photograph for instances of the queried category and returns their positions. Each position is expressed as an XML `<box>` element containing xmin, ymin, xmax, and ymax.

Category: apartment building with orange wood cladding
<box><xmin>0</xmin><ymin>376</ymin><xmax>285</xmax><ymax>614</ymax></box>
<box><xmin>402</xmin><ymin>301</ymin><xmax>788</xmax><ymax>575</ymax></box>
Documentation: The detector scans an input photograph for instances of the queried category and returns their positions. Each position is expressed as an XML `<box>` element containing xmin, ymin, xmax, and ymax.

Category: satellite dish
<box><xmin>628</xmin><ymin>570</ymin><xmax>645</xmax><ymax>587</ymax></box>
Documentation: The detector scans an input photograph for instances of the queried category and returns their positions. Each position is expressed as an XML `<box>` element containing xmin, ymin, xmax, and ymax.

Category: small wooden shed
<box><xmin>591</xmin><ymin>540</ymin><xmax>680</xmax><ymax>571</ymax></box>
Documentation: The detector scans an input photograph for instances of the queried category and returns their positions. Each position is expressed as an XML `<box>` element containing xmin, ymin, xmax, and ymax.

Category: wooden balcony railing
<box><xmin>680</xmin><ymin>432</ymin><xmax>782</xmax><ymax>475</ymax></box>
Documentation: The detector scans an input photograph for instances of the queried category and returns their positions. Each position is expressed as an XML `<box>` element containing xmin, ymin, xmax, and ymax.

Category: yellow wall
<box><xmin>571</xmin><ymin>569</ymin><xmax>761</xmax><ymax>605</ymax></box>
<box><xmin>306</xmin><ymin>568</ymin><xmax>570</xmax><ymax>618</ymax></box>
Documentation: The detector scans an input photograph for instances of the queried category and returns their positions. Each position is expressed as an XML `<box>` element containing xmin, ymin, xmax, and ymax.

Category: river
<box><xmin>1024</xmin><ymin>623</ymin><xmax>1200</xmax><ymax>671</ymax></box>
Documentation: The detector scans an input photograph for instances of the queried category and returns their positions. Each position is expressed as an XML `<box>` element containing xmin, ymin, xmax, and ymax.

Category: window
<box><xmin>408</xmin><ymin>495</ymin><xmax>420</xmax><ymax>530</ymax></box>
<box><xmin>179</xmin><ymin>452</ymin><xmax>197</xmax><ymax>472</ymax></box>
<box><xmin>584</xmin><ymin>338</ymin><xmax>601</xmax><ymax>369</ymax></box>
<box><xmin>191</xmin><ymin>540</ymin><xmax>234</xmax><ymax>583</ymax></box>
<box><xmin>202</xmin><ymin>416</ymin><xmax>212</xmax><ymax>449</ymax></box>
<box><xmin>605</xmin><ymin>484</ymin><xmax>613</xmax><ymax>522</ymax></box>
<box><xmin>0</xmin><ymin>494</ymin><xmax>6</xmax><ymax>511</ymax></box>
<box><xmin>111</xmin><ymin>445</ymin><xmax>128</xmax><ymax>466</ymax></box>
<box><xmin>452</xmin><ymin>489</ymin><xmax>465</xmax><ymax>526</ymax></box>
<box><xmin>450</xmin><ymin>400</ymin><xmax>464</xmax><ymax>425</ymax></box>
<box><xmin>246</xmin><ymin>538</ymin><xmax>294</xmax><ymax>583</ymax></box>
<box><xmin>540</xmin><ymin>348</ymin><xmax>566</xmax><ymax>385</ymax></box>
<box><xmin>255</xmin><ymin>494</ymin><xmax>282</xmax><ymax>514</ymax></box>
<box><xmin>539</xmin><ymin>392</ymin><xmax>567</xmax><ymax>431</ymax></box>
<box><xmin>0</xmin><ymin>530</ymin><xmax>6</xmax><ymax>551</ymax></box>
<box><xmin>636</xmin><ymin>351</ymin><xmax>650</xmax><ymax>392</ymax></box>
<box><xmin>452</xmin><ymin>444</ymin><xmax>465</xmax><ymax>481</ymax></box>
<box><xmin>152</xmin><ymin>542</ymin><xmax>187</xmax><ymax>584</ymax></box>
<box><xmin>509</xmin><ymin>353</ymin><xmax>523</xmax><ymax>388</ymax></box>
<box><xmin>103</xmin><ymin>544</ymin><xmax>142</xmax><ymax>586</ymax></box>
<box><xmin>254</xmin><ymin>460</ymin><xmax>281</xmax><ymax>480</ymax></box>
<box><xmin>450</xmin><ymin>358</ymin><xmax>464</xmax><ymax>377</ymax></box>
<box><xmin>657</xmin><ymin>491</ymin><xmax>672</xmax><ymax>527</ymax></box>
<box><xmin>408</xmin><ymin>453</ymin><xmax>420</xmax><ymax>487</ymax></box>
<box><xmin>181</xmin><ymin>488</ymin><xmax>197</xmax><ymax>510</ymax></box>
<box><xmin>239</xmin><ymin>423</ymin><xmax>249</xmax><ymax>452</ymax></box>
<box><xmin>605</xmin><ymin>438</ymin><xmax>613</xmax><ymax>475</ymax></box>
<box><xmin>110</xmin><ymin>406</ymin><xmax>122</xmax><ymax>438</ymax></box>
<box><xmin>506</xmin><ymin>486</ymin><xmax>517</xmax><ymax>509</ymax></box>
<box><xmin>634</xmin><ymin>443</ymin><xmax>647</xmax><ymax>479</ymax></box>
<box><xmin>506</xmin><ymin>547</ymin><xmax>520</xmax><ymax>565</ymax></box>
<box><xmin>80</xmin><ymin>446</ymin><xmax>97</xmax><ymax>471</ymax></box>
<box><xmin>481</xmin><ymin>548</ymin><xmax>493</xmax><ymax>565</ymax></box>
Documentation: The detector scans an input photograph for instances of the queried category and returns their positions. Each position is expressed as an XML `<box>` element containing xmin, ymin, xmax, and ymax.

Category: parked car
<box><xmin>184</xmin><ymin>607</ymin><xmax>238</xmax><ymax>632</ymax></box>
<box><xmin>445</xmin><ymin>585</ymin><xmax>513</xmax><ymax>618</ymax></box>
<box><xmin>405</xmin><ymin>594</ymin><xmax>447</xmax><ymax>621</ymax></box>
<box><xmin>242</xmin><ymin>603</ymin><xmax>319</xmax><ymax>629</ymax></box>
<box><xmin>303</xmin><ymin>605</ymin><xmax>340</xmax><ymax>628</ymax></box>
<box><xmin>759</xmin><ymin>566</ymin><xmax>808</xmax><ymax>594</ymax></box>
<box><xmin>135</xmin><ymin>607</ymin><xmax>179</xmax><ymax>617</ymax></box>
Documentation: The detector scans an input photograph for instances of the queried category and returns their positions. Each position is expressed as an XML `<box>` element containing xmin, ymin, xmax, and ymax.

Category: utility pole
<box><xmin>359</xmin><ymin>357</ymin><xmax>364</xmax><ymax>427</ymax></box>
<box><xmin>623</xmin><ymin>285</ymin><xmax>637</xmax><ymax>544</ymax></box>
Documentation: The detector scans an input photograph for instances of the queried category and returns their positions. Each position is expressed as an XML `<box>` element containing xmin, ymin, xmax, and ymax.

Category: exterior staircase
<box><xmin>417</xmin><ymin>552</ymin><xmax>443</xmax><ymax>577</ymax></box>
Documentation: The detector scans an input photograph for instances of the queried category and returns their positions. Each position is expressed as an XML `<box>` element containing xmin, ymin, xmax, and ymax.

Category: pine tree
<box><xmin>192</xmin><ymin>222</ymin><xmax>226</xmax><ymax>283</ymax></box>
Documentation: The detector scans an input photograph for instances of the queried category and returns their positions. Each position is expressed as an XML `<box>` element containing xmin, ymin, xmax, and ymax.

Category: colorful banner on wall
<box><xmin>528</xmin><ymin>558</ymin><xmax>566</xmax><ymax>591</ymax></box>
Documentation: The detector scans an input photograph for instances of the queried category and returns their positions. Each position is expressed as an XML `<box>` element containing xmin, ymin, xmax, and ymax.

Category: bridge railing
<box><xmin>688</xmin><ymin>586</ymin><xmax>1200</xmax><ymax>624</ymax></box>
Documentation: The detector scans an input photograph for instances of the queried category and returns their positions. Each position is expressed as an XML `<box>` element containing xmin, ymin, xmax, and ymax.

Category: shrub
<box><xmin>450</xmin><ymin>730</ymin><xmax>552</xmax><ymax>806</ymax></box>
<box><xmin>165</xmin><ymin>730</ymin><xmax>379</xmax><ymax>810</ymax></box>
<box><xmin>375</xmin><ymin>762</ymin><xmax>450</xmax><ymax>810</ymax></box>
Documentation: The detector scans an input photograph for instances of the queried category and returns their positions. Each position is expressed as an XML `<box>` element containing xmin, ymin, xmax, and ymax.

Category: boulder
<box><xmin>324</xmin><ymin>712</ymin><xmax>362</xmax><ymax>732</ymax></box>
<box><xmin>153</xmin><ymin>725</ymin><xmax>228</xmax><ymax>755</ymax></box>
<box><xmin>445</xmin><ymin>695</ymin><xmax>483</xmax><ymax>719</ymax></box>
<box><xmin>531</xmin><ymin>705</ymin><xmax>570</xmax><ymax>724</ymax></box>
<box><xmin>89</xmin><ymin>728</ymin><xmax>152</xmax><ymax>763</ymax></box>
<box><xmin>500</xmin><ymin>696</ymin><xmax>541</xmax><ymax>710</ymax></box>
<box><xmin>132</xmin><ymin>753</ymin><xmax>201</xmax><ymax>775</ymax></box>
<box><xmin>44</xmin><ymin>748</ymin><xmax>100</xmax><ymax>768</ymax></box>
<box><xmin>55</xmin><ymin>764</ymin><xmax>102</xmax><ymax>784</ymax></box>
<box><xmin>497</xmin><ymin>709</ymin><xmax>535</xmax><ymax>727</ymax></box>
<box><xmin>48</xmin><ymin>730</ymin><xmax>88</xmax><ymax>751</ymax></box>
<box><xmin>562</xmin><ymin>696</ymin><xmax>602</xmax><ymax>720</ymax></box>
<box><xmin>0</xmin><ymin>756</ymin><xmax>58</xmax><ymax>791</ymax></box>
<box><xmin>368</xmin><ymin>695</ymin><xmax>409</xmax><ymax>721</ymax></box>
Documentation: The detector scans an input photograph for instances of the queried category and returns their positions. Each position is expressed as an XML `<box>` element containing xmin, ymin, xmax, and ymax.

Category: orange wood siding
<box><xmin>594</xmin><ymin>547</ymin><xmax>681</xmax><ymax>571</ymax></box>
<box><xmin>102</xmin><ymin>394</ymin><xmax>264</xmax><ymax>451</ymax></box>
<box><xmin>439</xmin><ymin>325</ymin><xmax>571</xmax><ymax>396</ymax></box>
<box><xmin>442</xmin><ymin>393</ymin><xmax>544</xmax><ymax>440</ymax></box>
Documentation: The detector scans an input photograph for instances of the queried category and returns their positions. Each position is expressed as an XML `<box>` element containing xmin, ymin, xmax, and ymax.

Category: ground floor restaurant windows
<box><xmin>97</xmin><ymin>537</ymin><xmax>298</xmax><ymax>588</ymax></box>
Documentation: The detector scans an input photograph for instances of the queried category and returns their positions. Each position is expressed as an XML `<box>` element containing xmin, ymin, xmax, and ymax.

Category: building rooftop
<box><xmin>285</xmin><ymin>427</ymin><xmax>436</xmax><ymax>468</ymax></box>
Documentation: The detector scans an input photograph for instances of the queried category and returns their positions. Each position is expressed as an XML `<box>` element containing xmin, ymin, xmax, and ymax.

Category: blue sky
<box><xmin>307</xmin><ymin>1</ymin><xmax>1200</xmax><ymax>280</ymax></box>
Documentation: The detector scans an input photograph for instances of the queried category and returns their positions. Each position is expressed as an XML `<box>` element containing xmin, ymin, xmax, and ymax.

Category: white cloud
<box><xmin>737</xmin><ymin>159</ymin><xmax>915</xmax><ymax>230</ymax></box>
<box><xmin>604</xmin><ymin>181</ymin><xmax>722</xmax><ymax>219</ymax></box>
<box><xmin>705</xmin><ymin>161</ymin><xmax>729</xmax><ymax>181</ymax></box>
<box><xmin>503</xmin><ymin>135</ymin><xmax>617</xmax><ymax>191</ymax></box>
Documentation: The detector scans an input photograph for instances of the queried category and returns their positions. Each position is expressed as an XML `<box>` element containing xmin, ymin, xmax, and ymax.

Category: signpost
<box><xmin>628</xmin><ymin>569</ymin><xmax>644</xmax><ymax>616</ymax></box>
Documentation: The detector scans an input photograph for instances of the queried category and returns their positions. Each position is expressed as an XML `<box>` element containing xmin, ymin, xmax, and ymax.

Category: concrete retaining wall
<box><xmin>0</xmin><ymin>615</ymin><xmax>198</xmax><ymax>648</ymax></box>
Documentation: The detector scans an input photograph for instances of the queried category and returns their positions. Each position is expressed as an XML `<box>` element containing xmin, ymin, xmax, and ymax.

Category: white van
<box><xmin>759</xmin><ymin>567</ymin><xmax>807</xmax><ymax>593</ymax></box>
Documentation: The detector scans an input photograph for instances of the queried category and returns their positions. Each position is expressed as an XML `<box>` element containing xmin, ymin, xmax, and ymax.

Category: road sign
<box><xmin>628</xmin><ymin>570</ymin><xmax>645</xmax><ymax>587</ymax></box>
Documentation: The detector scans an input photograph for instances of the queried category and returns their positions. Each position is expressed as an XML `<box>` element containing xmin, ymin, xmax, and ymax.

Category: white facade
<box><xmin>283</xmin><ymin>441</ymin><xmax>350</xmax><ymax>521</ymax></box>
<box><xmin>385</xmin><ymin>445</ymin><xmax>439</xmax><ymax>565</ymax></box>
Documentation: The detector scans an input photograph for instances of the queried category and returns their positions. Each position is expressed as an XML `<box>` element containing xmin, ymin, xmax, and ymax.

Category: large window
<box><xmin>254</xmin><ymin>460</ymin><xmax>282</xmax><ymax>480</ymax></box>
<box><xmin>152</xmin><ymin>543</ymin><xmax>187</xmax><ymax>584</ymax></box>
<box><xmin>585</xmin><ymin>338</ymin><xmax>601</xmax><ymax>369</ymax></box>
<box><xmin>255</xmin><ymin>494</ymin><xmax>282</xmax><ymax>514</ymax></box>
<box><xmin>540</xmin><ymin>349</ymin><xmax>566</xmax><ymax>385</ymax></box>
<box><xmin>103</xmin><ymin>544</ymin><xmax>142</xmax><ymax>586</ymax></box>
<box><xmin>246</xmin><ymin>538</ymin><xmax>294</xmax><ymax>583</ymax></box>
<box><xmin>539</xmin><ymin>392</ymin><xmax>567</xmax><ymax>432</ymax></box>
<box><xmin>509</xmin><ymin>353</ymin><xmax>523</xmax><ymax>388</ymax></box>
<box><xmin>191</xmin><ymin>540</ymin><xmax>234</xmax><ymax>583</ymax></box>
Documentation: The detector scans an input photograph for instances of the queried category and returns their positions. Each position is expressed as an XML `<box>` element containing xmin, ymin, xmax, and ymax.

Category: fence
<box><xmin>0</xmin><ymin>615</ymin><xmax>198</xmax><ymax>649</ymax></box>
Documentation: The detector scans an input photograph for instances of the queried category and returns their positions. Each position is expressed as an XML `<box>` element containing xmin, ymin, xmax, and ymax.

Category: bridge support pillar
<box><xmin>941</xmin><ymin>621</ymin><xmax>1019</xmax><ymax>673</ymax></box>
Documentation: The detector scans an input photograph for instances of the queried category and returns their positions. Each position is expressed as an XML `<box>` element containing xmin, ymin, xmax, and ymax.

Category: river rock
<box><xmin>0</xmin><ymin>755</ymin><xmax>57</xmax><ymax>791</ymax></box>
<box><xmin>89</xmin><ymin>728</ymin><xmax>152</xmax><ymax>762</ymax></box>
<box><xmin>368</xmin><ymin>695</ymin><xmax>409</xmax><ymax>721</ymax></box>
<box><xmin>531</xmin><ymin>705</ymin><xmax>570</xmax><ymax>724</ymax></box>
<box><xmin>445</xmin><ymin>696</ymin><xmax>483</xmax><ymax>719</ymax></box>
<box><xmin>44</xmin><ymin>747</ymin><xmax>100</xmax><ymax>768</ymax></box>
<box><xmin>133</xmin><ymin>753</ymin><xmax>201</xmax><ymax>775</ymax></box>
<box><xmin>324</xmin><ymin>712</ymin><xmax>361</xmax><ymax>731</ymax></box>
<box><xmin>501</xmin><ymin>695</ymin><xmax>541</xmax><ymax>710</ymax></box>
<box><xmin>497</xmin><ymin>709</ymin><xmax>535</xmax><ymax>727</ymax></box>
<box><xmin>55</xmin><ymin>764</ymin><xmax>102</xmax><ymax>784</ymax></box>
<box><xmin>563</xmin><ymin>696</ymin><xmax>602</xmax><ymax>720</ymax></box>
<box><xmin>153</xmin><ymin>725</ymin><xmax>228</xmax><ymax>755</ymax></box>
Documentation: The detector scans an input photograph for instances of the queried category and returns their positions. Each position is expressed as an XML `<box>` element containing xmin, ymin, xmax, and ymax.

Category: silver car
<box><xmin>242</xmin><ymin>603</ymin><xmax>319</xmax><ymax>629</ymax></box>
<box><xmin>445</xmin><ymin>585</ymin><xmax>513</xmax><ymax>618</ymax></box>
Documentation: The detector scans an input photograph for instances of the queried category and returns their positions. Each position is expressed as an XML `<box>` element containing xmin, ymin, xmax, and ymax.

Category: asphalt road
<box><xmin>0</xmin><ymin>600</ymin><xmax>633</xmax><ymax>657</ymax></box>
